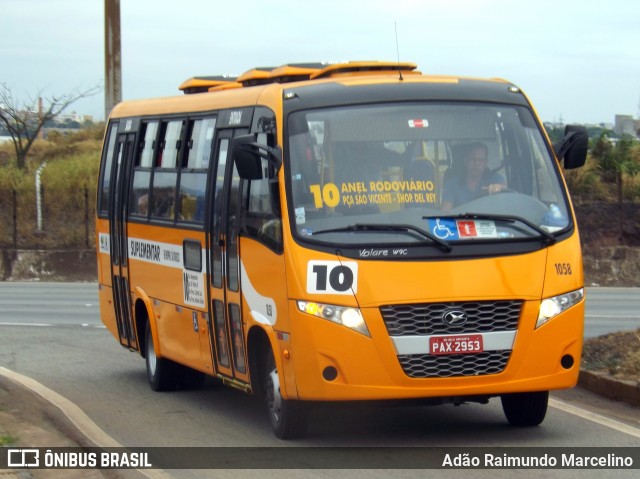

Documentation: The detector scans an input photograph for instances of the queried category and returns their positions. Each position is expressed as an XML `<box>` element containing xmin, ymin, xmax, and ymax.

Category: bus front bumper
<box><xmin>285</xmin><ymin>299</ymin><xmax>584</xmax><ymax>401</ymax></box>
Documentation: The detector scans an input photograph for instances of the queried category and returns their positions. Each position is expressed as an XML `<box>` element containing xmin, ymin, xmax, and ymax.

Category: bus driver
<box><xmin>440</xmin><ymin>142</ymin><xmax>506</xmax><ymax>211</ymax></box>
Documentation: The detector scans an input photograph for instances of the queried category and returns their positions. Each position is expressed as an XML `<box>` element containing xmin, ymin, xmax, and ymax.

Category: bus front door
<box><xmin>208</xmin><ymin>131</ymin><xmax>250</xmax><ymax>384</ymax></box>
<box><xmin>109</xmin><ymin>133</ymin><xmax>136</xmax><ymax>350</ymax></box>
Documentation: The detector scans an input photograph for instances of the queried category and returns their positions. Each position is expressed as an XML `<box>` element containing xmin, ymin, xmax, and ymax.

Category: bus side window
<box><xmin>178</xmin><ymin>172</ymin><xmax>206</xmax><ymax>222</ymax></box>
<box><xmin>151</xmin><ymin>171</ymin><xmax>177</xmax><ymax>219</ymax></box>
<box><xmin>129</xmin><ymin>121</ymin><xmax>158</xmax><ymax>219</ymax></box>
<box><xmin>156</xmin><ymin>120</ymin><xmax>184</xmax><ymax>168</ymax></box>
<box><xmin>97</xmin><ymin>122</ymin><xmax>119</xmax><ymax>216</ymax></box>
<box><xmin>139</xmin><ymin>121</ymin><xmax>159</xmax><ymax>168</ymax></box>
<box><xmin>240</xmin><ymin>170</ymin><xmax>282</xmax><ymax>253</ymax></box>
<box><xmin>130</xmin><ymin>171</ymin><xmax>151</xmax><ymax>217</ymax></box>
<box><xmin>148</xmin><ymin>120</ymin><xmax>184</xmax><ymax>221</ymax></box>
<box><xmin>176</xmin><ymin>117</ymin><xmax>216</xmax><ymax>224</ymax></box>
<box><xmin>211</xmin><ymin>138</ymin><xmax>229</xmax><ymax>288</ymax></box>
<box><xmin>184</xmin><ymin>118</ymin><xmax>216</xmax><ymax>169</ymax></box>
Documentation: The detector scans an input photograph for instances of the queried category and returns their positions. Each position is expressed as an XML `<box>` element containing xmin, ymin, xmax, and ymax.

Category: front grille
<box><xmin>380</xmin><ymin>300</ymin><xmax>522</xmax><ymax>336</ymax></box>
<box><xmin>398</xmin><ymin>351</ymin><xmax>511</xmax><ymax>378</ymax></box>
<box><xmin>381</xmin><ymin>300</ymin><xmax>521</xmax><ymax>378</ymax></box>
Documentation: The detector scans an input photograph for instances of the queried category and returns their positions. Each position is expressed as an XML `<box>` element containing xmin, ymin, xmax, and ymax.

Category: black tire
<box><xmin>263</xmin><ymin>349</ymin><xmax>309</xmax><ymax>439</ymax></box>
<box><xmin>501</xmin><ymin>391</ymin><xmax>549</xmax><ymax>427</ymax></box>
<box><xmin>145</xmin><ymin>321</ymin><xmax>179</xmax><ymax>391</ymax></box>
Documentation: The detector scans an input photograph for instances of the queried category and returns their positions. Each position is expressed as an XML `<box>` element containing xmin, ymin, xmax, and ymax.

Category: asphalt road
<box><xmin>581</xmin><ymin>287</ymin><xmax>640</xmax><ymax>337</ymax></box>
<box><xmin>0</xmin><ymin>283</ymin><xmax>639</xmax><ymax>479</ymax></box>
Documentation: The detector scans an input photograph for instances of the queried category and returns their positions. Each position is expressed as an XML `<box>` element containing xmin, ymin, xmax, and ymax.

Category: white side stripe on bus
<box><xmin>240</xmin><ymin>261</ymin><xmax>277</xmax><ymax>326</ymax></box>
<box><xmin>391</xmin><ymin>330</ymin><xmax>516</xmax><ymax>355</ymax></box>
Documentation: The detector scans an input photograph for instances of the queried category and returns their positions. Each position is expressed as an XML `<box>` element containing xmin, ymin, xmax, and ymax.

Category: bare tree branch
<box><xmin>0</xmin><ymin>83</ymin><xmax>101</xmax><ymax>169</ymax></box>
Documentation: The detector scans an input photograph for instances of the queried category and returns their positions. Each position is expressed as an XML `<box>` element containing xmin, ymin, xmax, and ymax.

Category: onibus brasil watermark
<box><xmin>5</xmin><ymin>448</ymin><xmax>151</xmax><ymax>469</ymax></box>
<box><xmin>2</xmin><ymin>447</ymin><xmax>638</xmax><ymax>470</ymax></box>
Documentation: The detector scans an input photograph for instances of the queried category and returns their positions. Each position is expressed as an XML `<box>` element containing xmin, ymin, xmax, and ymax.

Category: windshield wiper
<box><xmin>452</xmin><ymin>213</ymin><xmax>557</xmax><ymax>244</ymax></box>
<box><xmin>312</xmin><ymin>223</ymin><xmax>452</xmax><ymax>252</ymax></box>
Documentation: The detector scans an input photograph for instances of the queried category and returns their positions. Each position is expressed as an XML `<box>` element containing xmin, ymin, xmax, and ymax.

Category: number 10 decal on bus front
<box><xmin>306</xmin><ymin>261</ymin><xmax>358</xmax><ymax>294</ymax></box>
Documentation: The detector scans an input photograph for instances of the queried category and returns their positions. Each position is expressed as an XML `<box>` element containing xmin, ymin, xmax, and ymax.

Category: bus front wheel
<box><xmin>145</xmin><ymin>321</ymin><xmax>178</xmax><ymax>391</ymax></box>
<box><xmin>501</xmin><ymin>391</ymin><xmax>549</xmax><ymax>427</ymax></box>
<box><xmin>263</xmin><ymin>350</ymin><xmax>308</xmax><ymax>439</ymax></box>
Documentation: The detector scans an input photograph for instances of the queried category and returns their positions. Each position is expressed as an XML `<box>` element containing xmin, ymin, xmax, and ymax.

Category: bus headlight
<box><xmin>536</xmin><ymin>288</ymin><xmax>584</xmax><ymax>329</ymax></box>
<box><xmin>297</xmin><ymin>300</ymin><xmax>370</xmax><ymax>337</ymax></box>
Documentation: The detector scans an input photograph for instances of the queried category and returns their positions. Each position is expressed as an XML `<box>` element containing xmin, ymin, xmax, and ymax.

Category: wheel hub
<box><xmin>266</xmin><ymin>368</ymin><xmax>282</xmax><ymax>423</ymax></box>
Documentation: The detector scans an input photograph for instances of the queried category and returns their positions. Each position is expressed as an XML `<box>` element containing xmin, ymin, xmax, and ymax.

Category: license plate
<box><xmin>429</xmin><ymin>334</ymin><xmax>483</xmax><ymax>355</ymax></box>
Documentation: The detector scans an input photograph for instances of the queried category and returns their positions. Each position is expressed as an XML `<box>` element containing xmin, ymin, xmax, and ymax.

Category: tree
<box><xmin>0</xmin><ymin>83</ymin><xmax>100</xmax><ymax>169</ymax></box>
<box><xmin>591</xmin><ymin>132</ymin><xmax>640</xmax><ymax>238</ymax></box>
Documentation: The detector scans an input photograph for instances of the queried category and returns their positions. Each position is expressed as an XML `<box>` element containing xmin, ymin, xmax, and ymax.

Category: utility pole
<box><xmin>104</xmin><ymin>0</ymin><xmax>122</xmax><ymax>120</ymax></box>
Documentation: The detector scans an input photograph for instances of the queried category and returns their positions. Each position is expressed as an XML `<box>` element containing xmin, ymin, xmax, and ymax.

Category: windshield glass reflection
<box><xmin>288</xmin><ymin>103</ymin><xmax>570</xmax><ymax>246</ymax></box>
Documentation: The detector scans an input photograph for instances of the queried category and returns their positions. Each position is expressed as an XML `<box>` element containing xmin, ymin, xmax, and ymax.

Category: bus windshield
<box><xmin>287</xmin><ymin>102</ymin><xmax>571</xmax><ymax>247</ymax></box>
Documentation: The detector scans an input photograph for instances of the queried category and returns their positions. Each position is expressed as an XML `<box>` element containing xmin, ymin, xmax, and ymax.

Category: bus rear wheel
<box><xmin>263</xmin><ymin>350</ymin><xmax>308</xmax><ymax>439</ymax></box>
<box><xmin>145</xmin><ymin>321</ymin><xmax>178</xmax><ymax>391</ymax></box>
<box><xmin>501</xmin><ymin>391</ymin><xmax>549</xmax><ymax>427</ymax></box>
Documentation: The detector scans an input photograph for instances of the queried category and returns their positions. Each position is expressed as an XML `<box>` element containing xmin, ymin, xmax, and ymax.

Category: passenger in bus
<box><xmin>153</xmin><ymin>192</ymin><xmax>174</xmax><ymax>218</ymax></box>
<box><xmin>289</xmin><ymin>132</ymin><xmax>320</xmax><ymax>208</ymax></box>
<box><xmin>179</xmin><ymin>194</ymin><xmax>198</xmax><ymax>221</ymax></box>
<box><xmin>193</xmin><ymin>195</ymin><xmax>205</xmax><ymax>222</ymax></box>
<box><xmin>403</xmin><ymin>142</ymin><xmax>437</xmax><ymax>208</ymax></box>
<box><xmin>440</xmin><ymin>142</ymin><xmax>505</xmax><ymax>211</ymax></box>
<box><xmin>137</xmin><ymin>194</ymin><xmax>149</xmax><ymax>216</ymax></box>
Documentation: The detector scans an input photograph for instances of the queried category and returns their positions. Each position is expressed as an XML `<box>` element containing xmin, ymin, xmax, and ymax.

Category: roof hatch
<box><xmin>178</xmin><ymin>61</ymin><xmax>421</xmax><ymax>93</ymax></box>
<box><xmin>178</xmin><ymin>75</ymin><xmax>238</xmax><ymax>94</ymax></box>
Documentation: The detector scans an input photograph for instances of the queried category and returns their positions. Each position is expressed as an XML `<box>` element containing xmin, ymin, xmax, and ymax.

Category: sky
<box><xmin>1</xmin><ymin>0</ymin><xmax>639</xmax><ymax>124</ymax></box>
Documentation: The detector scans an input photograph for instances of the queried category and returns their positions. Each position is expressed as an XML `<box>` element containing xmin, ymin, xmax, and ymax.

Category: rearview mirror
<box><xmin>231</xmin><ymin>133</ymin><xmax>282</xmax><ymax>180</ymax></box>
<box><xmin>553</xmin><ymin>125</ymin><xmax>588</xmax><ymax>169</ymax></box>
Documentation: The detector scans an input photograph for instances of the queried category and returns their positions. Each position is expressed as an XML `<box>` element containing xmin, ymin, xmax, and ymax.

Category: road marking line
<box><xmin>550</xmin><ymin>397</ymin><xmax>640</xmax><ymax>438</ymax></box>
<box><xmin>0</xmin><ymin>322</ymin><xmax>52</xmax><ymax>327</ymax></box>
<box><xmin>0</xmin><ymin>322</ymin><xmax>105</xmax><ymax>328</ymax></box>
<box><xmin>0</xmin><ymin>366</ymin><xmax>170</xmax><ymax>479</ymax></box>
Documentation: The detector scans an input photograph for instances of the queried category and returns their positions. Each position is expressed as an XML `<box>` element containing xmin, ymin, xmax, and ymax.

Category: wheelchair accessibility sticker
<box><xmin>426</xmin><ymin>218</ymin><xmax>497</xmax><ymax>240</ymax></box>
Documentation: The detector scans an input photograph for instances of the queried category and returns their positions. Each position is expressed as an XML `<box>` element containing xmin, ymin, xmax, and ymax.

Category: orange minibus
<box><xmin>96</xmin><ymin>61</ymin><xmax>588</xmax><ymax>438</ymax></box>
